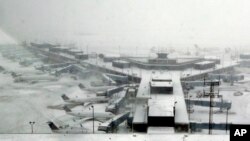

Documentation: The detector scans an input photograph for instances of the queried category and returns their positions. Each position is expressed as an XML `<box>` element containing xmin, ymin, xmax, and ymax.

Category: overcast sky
<box><xmin>0</xmin><ymin>0</ymin><xmax>250</xmax><ymax>51</ymax></box>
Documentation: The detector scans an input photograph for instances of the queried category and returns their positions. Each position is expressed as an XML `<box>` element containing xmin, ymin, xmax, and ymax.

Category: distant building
<box><xmin>59</xmin><ymin>46</ymin><xmax>71</xmax><ymax>53</ymax></box>
<box><xmin>103</xmin><ymin>54</ymin><xmax>120</xmax><ymax>62</ymax></box>
<box><xmin>49</xmin><ymin>46</ymin><xmax>62</xmax><ymax>52</ymax></box>
<box><xmin>148</xmin><ymin>58</ymin><xmax>177</xmax><ymax>64</ymax></box>
<box><xmin>74</xmin><ymin>53</ymin><xmax>88</xmax><ymax>60</ymax></box>
<box><xmin>30</xmin><ymin>42</ymin><xmax>59</xmax><ymax>49</ymax></box>
<box><xmin>122</xmin><ymin>53</ymin><xmax>204</xmax><ymax>70</ymax></box>
<box><xmin>67</xmin><ymin>49</ymin><xmax>83</xmax><ymax>56</ymax></box>
<box><xmin>208</xmin><ymin>73</ymin><xmax>244</xmax><ymax>82</ymax></box>
<box><xmin>112</xmin><ymin>60</ymin><xmax>130</xmax><ymax>68</ymax></box>
<box><xmin>240</xmin><ymin>59</ymin><xmax>250</xmax><ymax>67</ymax></box>
<box><xmin>240</xmin><ymin>53</ymin><xmax>250</xmax><ymax>59</ymax></box>
<box><xmin>157</xmin><ymin>53</ymin><xmax>168</xmax><ymax>59</ymax></box>
<box><xmin>204</xmin><ymin>56</ymin><xmax>220</xmax><ymax>64</ymax></box>
<box><xmin>194</xmin><ymin>61</ymin><xmax>216</xmax><ymax>70</ymax></box>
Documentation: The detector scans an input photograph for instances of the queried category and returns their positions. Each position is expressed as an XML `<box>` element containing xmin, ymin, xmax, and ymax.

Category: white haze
<box><xmin>0</xmin><ymin>29</ymin><xmax>16</xmax><ymax>44</ymax></box>
<box><xmin>1</xmin><ymin>0</ymin><xmax>250</xmax><ymax>53</ymax></box>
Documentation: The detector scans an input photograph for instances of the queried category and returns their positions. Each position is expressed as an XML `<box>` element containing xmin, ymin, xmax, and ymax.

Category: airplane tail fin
<box><xmin>63</xmin><ymin>105</ymin><xmax>72</xmax><ymax>112</ymax></box>
<box><xmin>47</xmin><ymin>121</ymin><xmax>59</xmax><ymax>130</ymax></box>
<box><xmin>61</xmin><ymin>94</ymin><xmax>70</xmax><ymax>101</ymax></box>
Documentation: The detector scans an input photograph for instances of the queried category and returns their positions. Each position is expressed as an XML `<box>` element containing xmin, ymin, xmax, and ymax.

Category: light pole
<box><xmin>118</xmin><ymin>46</ymin><xmax>121</xmax><ymax>56</ymax></box>
<box><xmin>89</xmin><ymin>105</ymin><xmax>95</xmax><ymax>134</ymax></box>
<box><xmin>80</xmin><ymin>124</ymin><xmax>84</xmax><ymax>133</ymax></box>
<box><xmin>132</xmin><ymin>122</ymin><xmax>134</xmax><ymax>133</ymax></box>
<box><xmin>29</xmin><ymin>121</ymin><xmax>35</xmax><ymax>134</ymax></box>
<box><xmin>187</xmin><ymin>90</ymin><xmax>190</xmax><ymax>120</ymax></box>
<box><xmin>127</xmin><ymin>70</ymin><xmax>129</xmax><ymax>83</ymax></box>
<box><xmin>226</xmin><ymin>108</ymin><xmax>229</xmax><ymax>134</ymax></box>
<box><xmin>135</xmin><ymin>46</ymin><xmax>138</xmax><ymax>57</ymax></box>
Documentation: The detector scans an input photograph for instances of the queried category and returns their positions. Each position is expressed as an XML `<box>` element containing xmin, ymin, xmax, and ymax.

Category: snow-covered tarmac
<box><xmin>0</xmin><ymin>134</ymin><xmax>229</xmax><ymax>141</ymax></box>
<box><xmin>0</xmin><ymin>49</ymin><xmax>112</xmax><ymax>133</ymax></box>
<box><xmin>0</xmin><ymin>43</ymin><xmax>249</xmax><ymax>135</ymax></box>
<box><xmin>188</xmin><ymin>70</ymin><xmax>250</xmax><ymax>134</ymax></box>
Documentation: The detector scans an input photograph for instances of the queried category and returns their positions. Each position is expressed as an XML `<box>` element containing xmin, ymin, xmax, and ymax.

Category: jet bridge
<box><xmin>190</xmin><ymin>122</ymin><xmax>232</xmax><ymax>131</ymax></box>
<box><xmin>105</xmin><ymin>73</ymin><xmax>129</xmax><ymax>84</ymax></box>
<box><xmin>106</xmin><ymin>90</ymin><xmax>127</xmax><ymax>113</ymax></box>
<box><xmin>185</xmin><ymin>98</ymin><xmax>232</xmax><ymax>110</ymax></box>
<box><xmin>98</xmin><ymin>112</ymin><xmax>130</xmax><ymax>132</ymax></box>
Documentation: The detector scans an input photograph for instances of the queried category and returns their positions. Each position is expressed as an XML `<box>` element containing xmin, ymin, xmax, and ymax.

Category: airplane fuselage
<box><xmin>65</xmin><ymin>97</ymin><xmax>109</xmax><ymax>104</ymax></box>
<box><xmin>67</xmin><ymin>111</ymin><xmax>114</xmax><ymax>119</ymax></box>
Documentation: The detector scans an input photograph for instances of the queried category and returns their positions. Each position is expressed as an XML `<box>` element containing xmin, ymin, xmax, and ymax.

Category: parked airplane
<box><xmin>47</xmin><ymin>103</ymin><xmax>80</xmax><ymax>110</ymax></box>
<box><xmin>85</xmin><ymin>86</ymin><xmax>116</xmax><ymax>93</ymax></box>
<box><xmin>14</xmin><ymin>75</ymin><xmax>58</xmax><ymax>83</ymax></box>
<box><xmin>61</xmin><ymin>94</ymin><xmax>109</xmax><ymax>105</ymax></box>
<box><xmin>63</xmin><ymin>106</ymin><xmax>115</xmax><ymax>119</ymax></box>
<box><xmin>47</xmin><ymin>121</ymin><xmax>88</xmax><ymax>134</ymax></box>
<box><xmin>47</xmin><ymin>121</ymin><xmax>104</xmax><ymax>134</ymax></box>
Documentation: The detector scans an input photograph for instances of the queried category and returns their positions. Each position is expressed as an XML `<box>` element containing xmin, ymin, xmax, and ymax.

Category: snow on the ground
<box><xmin>0</xmin><ymin>46</ymin><xmax>114</xmax><ymax>133</ymax></box>
<box><xmin>189</xmin><ymin>71</ymin><xmax>250</xmax><ymax>129</ymax></box>
<box><xmin>0</xmin><ymin>134</ymin><xmax>229</xmax><ymax>141</ymax></box>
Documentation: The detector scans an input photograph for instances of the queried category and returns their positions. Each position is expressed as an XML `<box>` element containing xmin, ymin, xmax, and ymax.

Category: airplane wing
<box><xmin>85</xmin><ymin>86</ymin><xmax>115</xmax><ymax>93</ymax></box>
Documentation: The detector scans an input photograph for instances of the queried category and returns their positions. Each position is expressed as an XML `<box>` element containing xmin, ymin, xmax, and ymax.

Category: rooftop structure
<box><xmin>151</xmin><ymin>73</ymin><xmax>172</xmax><ymax>81</ymax></box>
<box><xmin>147</xmin><ymin>127</ymin><xmax>175</xmax><ymax>134</ymax></box>
<box><xmin>103</xmin><ymin>54</ymin><xmax>120</xmax><ymax>62</ymax></box>
<box><xmin>148</xmin><ymin>97</ymin><xmax>175</xmax><ymax>127</ymax></box>
<box><xmin>132</xmin><ymin>104</ymin><xmax>148</xmax><ymax>132</ymax></box>
<box><xmin>157</xmin><ymin>52</ymin><xmax>169</xmax><ymax>59</ymax></box>
<box><xmin>150</xmin><ymin>74</ymin><xmax>173</xmax><ymax>94</ymax></box>
<box><xmin>148</xmin><ymin>97</ymin><xmax>175</xmax><ymax>117</ymax></box>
